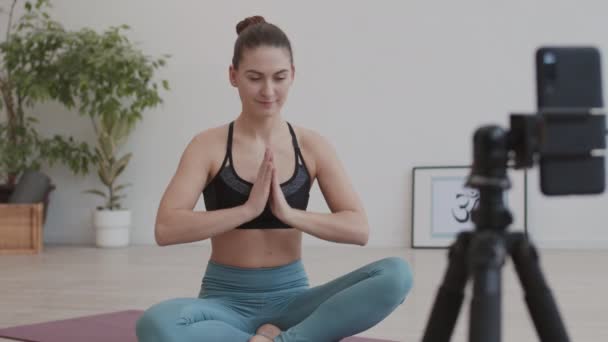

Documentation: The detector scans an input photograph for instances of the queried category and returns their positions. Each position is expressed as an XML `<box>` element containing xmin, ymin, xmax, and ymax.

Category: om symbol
<box><xmin>451</xmin><ymin>189</ymin><xmax>479</xmax><ymax>223</ymax></box>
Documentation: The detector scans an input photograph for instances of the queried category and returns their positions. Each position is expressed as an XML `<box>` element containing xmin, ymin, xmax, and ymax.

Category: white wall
<box><xmin>2</xmin><ymin>0</ymin><xmax>607</xmax><ymax>248</ymax></box>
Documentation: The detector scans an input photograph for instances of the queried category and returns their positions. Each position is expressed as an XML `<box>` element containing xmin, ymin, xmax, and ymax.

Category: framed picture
<box><xmin>411</xmin><ymin>166</ymin><xmax>527</xmax><ymax>248</ymax></box>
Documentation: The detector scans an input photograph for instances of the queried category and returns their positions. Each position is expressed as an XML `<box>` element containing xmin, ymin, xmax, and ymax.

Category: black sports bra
<box><xmin>202</xmin><ymin>121</ymin><xmax>311</xmax><ymax>229</ymax></box>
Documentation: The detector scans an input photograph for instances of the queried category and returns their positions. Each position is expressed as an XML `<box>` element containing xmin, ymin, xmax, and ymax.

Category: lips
<box><xmin>257</xmin><ymin>100</ymin><xmax>276</xmax><ymax>107</ymax></box>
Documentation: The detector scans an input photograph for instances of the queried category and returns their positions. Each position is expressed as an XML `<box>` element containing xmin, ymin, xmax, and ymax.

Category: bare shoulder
<box><xmin>157</xmin><ymin>123</ymin><xmax>229</xmax><ymax>213</ymax></box>
<box><xmin>192</xmin><ymin>123</ymin><xmax>229</xmax><ymax>150</ymax></box>
<box><xmin>192</xmin><ymin>123</ymin><xmax>231</xmax><ymax>179</ymax></box>
<box><xmin>290</xmin><ymin>124</ymin><xmax>334</xmax><ymax>172</ymax></box>
<box><xmin>292</xmin><ymin>124</ymin><xmax>328</xmax><ymax>148</ymax></box>
<box><xmin>290</xmin><ymin>123</ymin><xmax>364</xmax><ymax>213</ymax></box>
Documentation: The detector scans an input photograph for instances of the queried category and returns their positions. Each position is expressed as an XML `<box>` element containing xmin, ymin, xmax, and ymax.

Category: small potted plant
<box><xmin>67</xmin><ymin>20</ymin><xmax>168</xmax><ymax>248</ymax></box>
<box><xmin>85</xmin><ymin>116</ymin><xmax>133</xmax><ymax>247</ymax></box>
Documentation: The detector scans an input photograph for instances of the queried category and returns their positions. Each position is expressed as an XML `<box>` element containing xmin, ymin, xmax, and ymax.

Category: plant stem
<box><xmin>6</xmin><ymin>0</ymin><xmax>18</xmax><ymax>45</ymax></box>
<box><xmin>0</xmin><ymin>83</ymin><xmax>18</xmax><ymax>184</ymax></box>
<box><xmin>109</xmin><ymin>181</ymin><xmax>113</xmax><ymax>209</ymax></box>
<box><xmin>90</xmin><ymin>116</ymin><xmax>99</xmax><ymax>135</ymax></box>
<box><xmin>2</xmin><ymin>0</ymin><xmax>20</xmax><ymax>129</ymax></box>
<box><xmin>1</xmin><ymin>1</ymin><xmax>19</xmax><ymax>186</ymax></box>
<box><xmin>16</xmin><ymin>93</ymin><xmax>24</xmax><ymax>128</ymax></box>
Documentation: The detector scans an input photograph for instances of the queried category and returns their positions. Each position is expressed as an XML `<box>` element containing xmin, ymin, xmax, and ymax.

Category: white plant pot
<box><xmin>93</xmin><ymin>209</ymin><xmax>131</xmax><ymax>248</ymax></box>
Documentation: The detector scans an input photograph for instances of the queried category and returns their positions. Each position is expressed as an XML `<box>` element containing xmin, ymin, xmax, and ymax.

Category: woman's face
<box><xmin>230</xmin><ymin>46</ymin><xmax>294</xmax><ymax>118</ymax></box>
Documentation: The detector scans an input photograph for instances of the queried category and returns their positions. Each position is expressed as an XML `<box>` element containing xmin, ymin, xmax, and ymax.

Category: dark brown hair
<box><xmin>232</xmin><ymin>16</ymin><xmax>293</xmax><ymax>69</ymax></box>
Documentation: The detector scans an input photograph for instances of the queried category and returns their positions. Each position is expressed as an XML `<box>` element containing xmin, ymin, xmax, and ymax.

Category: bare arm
<box><xmin>154</xmin><ymin>132</ymin><xmax>256</xmax><ymax>246</ymax></box>
<box><xmin>283</xmin><ymin>131</ymin><xmax>369</xmax><ymax>246</ymax></box>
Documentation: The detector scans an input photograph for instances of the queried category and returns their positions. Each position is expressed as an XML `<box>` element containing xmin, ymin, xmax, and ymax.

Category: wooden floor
<box><xmin>1</xmin><ymin>244</ymin><xmax>607</xmax><ymax>341</ymax></box>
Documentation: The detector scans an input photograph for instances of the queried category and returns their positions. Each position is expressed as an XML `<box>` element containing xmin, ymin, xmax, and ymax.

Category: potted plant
<box><xmin>1</xmin><ymin>0</ymin><xmax>168</xmax><ymax>247</ymax></box>
<box><xmin>64</xmin><ymin>14</ymin><xmax>169</xmax><ymax>248</ymax></box>
<box><xmin>85</xmin><ymin>116</ymin><xmax>133</xmax><ymax>247</ymax></box>
<box><xmin>0</xmin><ymin>0</ymin><xmax>95</xmax><ymax>197</ymax></box>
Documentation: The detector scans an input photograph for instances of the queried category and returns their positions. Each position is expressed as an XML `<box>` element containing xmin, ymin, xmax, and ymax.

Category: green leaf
<box><xmin>111</xmin><ymin>153</ymin><xmax>131</xmax><ymax>179</ymax></box>
<box><xmin>98</xmin><ymin>168</ymin><xmax>112</xmax><ymax>186</ymax></box>
<box><xmin>35</xmin><ymin>0</ymin><xmax>46</xmax><ymax>10</ymax></box>
<box><xmin>113</xmin><ymin>183</ymin><xmax>132</xmax><ymax>192</ymax></box>
<box><xmin>110</xmin><ymin>194</ymin><xmax>126</xmax><ymax>202</ymax></box>
<box><xmin>83</xmin><ymin>189</ymin><xmax>107</xmax><ymax>198</ymax></box>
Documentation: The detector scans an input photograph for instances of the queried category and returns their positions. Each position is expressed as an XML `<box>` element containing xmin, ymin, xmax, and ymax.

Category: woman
<box><xmin>136</xmin><ymin>16</ymin><xmax>413</xmax><ymax>342</ymax></box>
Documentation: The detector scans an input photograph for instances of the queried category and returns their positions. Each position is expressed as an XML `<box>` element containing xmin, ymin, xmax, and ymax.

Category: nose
<box><xmin>260</xmin><ymin>80</ymin><xmax>275</xmax><ymax>98</ymax></box>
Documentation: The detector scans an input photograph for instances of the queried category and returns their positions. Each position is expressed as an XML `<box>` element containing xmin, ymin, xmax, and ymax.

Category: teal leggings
<box><xmin>136</xmin><ymin>256</ymin><xmax>413</xmax><ymax>342</ymax></box>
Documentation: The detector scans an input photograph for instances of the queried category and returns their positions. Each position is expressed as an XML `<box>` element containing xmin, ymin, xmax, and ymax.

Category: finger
<box><xmin>265</xmin><ymin>149</ymin><xmax>272</xmax><ymax>166</ymax></box>
<box><xmin>270</xmin><ymin>167</ymin><xmax>276</xmax><ymax>188</ymax></box>
<box><xmin>272</xmin><ymin>168</ymin><xmax>280</xmax><ymax>192</ymax></box>
<box><xmin>265</xmin><ymin>159</ymin><xmax>271</xmax><ymax>172</ymax></box>
<box><xmin>256</xmin><ymin>160</ymin><xmax>267</xmax><ymax>181</ymax></box>
<box><xmin>255</xmin><ymin>150</ymin><xmax>273</xmax><ymax>185</ymax></box>
<box><xmin>270</xmin><ymin>169</ymin><xmax>278</xmax><ymax>198</ymax></box>
<box><xmin>262</xmin><ymin>167</ymin><xmax>274</xmax><ymax>198</ymax></box>
<box><xmin>264</xmin><ymin>165</ymin><xmax>273</xmax><ymax>185</ymax></box>
<box><xmin>257</xmin><ymin>150</ymin><xmax>273</xmax><ymax>180</ymax></box>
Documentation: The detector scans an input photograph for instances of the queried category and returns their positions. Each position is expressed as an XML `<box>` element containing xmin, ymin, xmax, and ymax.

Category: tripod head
<box><xmin>464</xmin><ymin>111</ymin><xmax>606</xmax><ymax>233</ymax></box>
<box><xmin>465</xmin><ymin>125</ymin><xmax>513</xmax><ymax>232</ymax></box>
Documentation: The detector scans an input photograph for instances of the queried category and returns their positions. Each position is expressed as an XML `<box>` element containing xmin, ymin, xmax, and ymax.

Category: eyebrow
<box><xmin>245</xmin><ymin>69</ymin><xmax>289</xmax><ymax>76</ymax></box>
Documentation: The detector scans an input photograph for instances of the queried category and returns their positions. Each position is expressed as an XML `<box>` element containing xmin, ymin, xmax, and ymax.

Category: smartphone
<box><xmin>536</xmin><ymin>46</ymin><xmax>603</xmax><ymax>110</ymax></box>
<box><xmin>535</xmin><ymin>46</ymin><xmax>605</xmax><ymax>195</ymax></box>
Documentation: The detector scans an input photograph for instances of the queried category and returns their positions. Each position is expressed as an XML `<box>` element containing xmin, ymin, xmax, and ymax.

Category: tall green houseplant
<box><xmin>0</xmin><ymin>0</ymin><xmax>94</xmax><ymax>186</ymax></box>
<box><xmin>85</xmin><ymin>115</ymin><xmax>133</xmax><ymax>210</ymax></box>
<box><xmin>0</xmin><ymin>0</ymin><xmax>168</xmax><ymax>194</ymax></box>
<box><xmin>62</xmin><ymin>15</ymin><xmax>169</xmax><ymax>211</ymax></box>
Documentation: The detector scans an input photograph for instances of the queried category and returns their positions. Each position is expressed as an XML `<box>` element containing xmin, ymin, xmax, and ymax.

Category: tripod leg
<box><xmin>468</xmin><ymin>231</ymin><xmax>506</xmax><ymax>342</ymax></box>
<box><xmin>509</xmin><ymin>233</ymin><xmax>570</xmax><ymax>342</ymax></box>
<box><xmin>422</xmin><ymin>232</ymin><xmax>471</xmax><ymax>342</ymax></box>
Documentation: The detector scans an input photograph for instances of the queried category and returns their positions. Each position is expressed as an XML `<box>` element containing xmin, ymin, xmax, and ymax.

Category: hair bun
<box><xmin>236</xmin><ymin>16</ymin><xmax>266</xmax><ymax>35</ymax></box>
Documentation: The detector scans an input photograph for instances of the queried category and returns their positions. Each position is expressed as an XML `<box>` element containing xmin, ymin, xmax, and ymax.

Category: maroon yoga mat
<box><xmin>0</xmin><ymin>310</ymin><xmax>398</xmax><ymax>342</ymax></box>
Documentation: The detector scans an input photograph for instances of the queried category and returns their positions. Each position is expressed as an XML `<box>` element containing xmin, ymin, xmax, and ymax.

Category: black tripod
<box><xmin>421</xmin><ymin>125</ymin><xmax>570</xmax><ymax>342</ymax></box>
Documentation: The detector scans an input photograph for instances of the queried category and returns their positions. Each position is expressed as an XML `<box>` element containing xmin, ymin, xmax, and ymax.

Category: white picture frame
<box><xmin>411</xmin><ymin>166</ymin><xmax>527</xmax><ymax>248</ymax></box>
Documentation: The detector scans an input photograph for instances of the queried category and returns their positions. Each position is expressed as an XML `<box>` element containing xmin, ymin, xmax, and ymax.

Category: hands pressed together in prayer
<box><xmin>243</xmin><ymin>148</ymin><xmax>293</xmax><ymax>223</ymax></box>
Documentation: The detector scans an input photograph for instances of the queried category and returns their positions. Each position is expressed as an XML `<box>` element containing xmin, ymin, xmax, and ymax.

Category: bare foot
<box><xmin>255</xmin><ymin>323</ymin><xmax>281</xmax><ymax>340</ymax></box>
<box><xmin>248</xmin><ymin>335</ymin><xmax>272</xmax><ymax>342</ymax></box>
<box><xmin>249</xmin><ymin>335</ymin><xmax>274</xmax><ymax>342</ymax></box>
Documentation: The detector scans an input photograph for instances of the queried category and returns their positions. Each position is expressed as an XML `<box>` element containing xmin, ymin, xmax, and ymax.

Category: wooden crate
<box><xmin>0</xmin><ymin>203</ymin><xmax>44</xmax><ymax>255</ymax></box>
